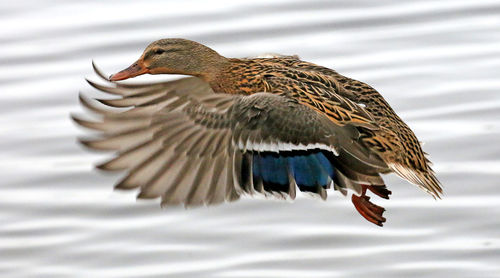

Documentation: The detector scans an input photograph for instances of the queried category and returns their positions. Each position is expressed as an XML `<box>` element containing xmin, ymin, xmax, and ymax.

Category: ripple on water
<box><xmin>0</xmin><ymin>1</ymin><xmax>499</xmax><ymax>277</ymax></box>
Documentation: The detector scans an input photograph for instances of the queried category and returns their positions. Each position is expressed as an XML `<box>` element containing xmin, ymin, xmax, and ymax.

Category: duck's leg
<box><xmin>367</xmin><ymin>184</ymin><xmax>392</xmax><ymax>199</ymax></box>
<box><xmin>351</xmin><ymin>185</ymin><xmax>386</xmax><ymax>226</ymax></box>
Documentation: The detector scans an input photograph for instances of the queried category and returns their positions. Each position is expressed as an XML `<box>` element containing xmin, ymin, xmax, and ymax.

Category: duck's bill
<box><xmin>109</xmin><ymin>60</ymin><xmax>149</xmax><ymax>81</ymax></box>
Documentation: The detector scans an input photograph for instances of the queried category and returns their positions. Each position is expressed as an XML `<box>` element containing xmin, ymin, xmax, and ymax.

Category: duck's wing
<box><xmin>74</xmin><ymin>63</ymin><xmax>237</xmax><ymax>206</ymax></box>
<box><xmin>73</xmin><ymin>63</ymin><xmax>389</xmax><ymax>211</ymax></box>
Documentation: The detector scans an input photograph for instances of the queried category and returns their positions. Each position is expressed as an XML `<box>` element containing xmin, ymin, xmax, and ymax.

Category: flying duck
<box><xmin>73</xmin><ymin>38</ymin><xmax>442</xmax><ymax>226</ymax></box>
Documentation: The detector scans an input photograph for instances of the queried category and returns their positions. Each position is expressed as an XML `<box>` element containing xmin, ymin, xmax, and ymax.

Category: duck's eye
<box><xmin>154</xmin><ymin>49</ymin><xmax>165</xmax><ymax>55</ymax></box>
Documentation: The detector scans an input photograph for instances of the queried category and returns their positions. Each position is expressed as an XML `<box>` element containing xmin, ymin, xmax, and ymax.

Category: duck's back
<box><xmin>295</xmin><ymin>58</ymin><xmax>442</xmax><ymax>197</ymax></box>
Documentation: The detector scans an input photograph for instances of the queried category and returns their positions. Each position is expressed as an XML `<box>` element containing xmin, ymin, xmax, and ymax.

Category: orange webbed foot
<box><xmin>351</xmin><ymin>185</ymin><xmax>387</xmax><ymax>226</ymax></box>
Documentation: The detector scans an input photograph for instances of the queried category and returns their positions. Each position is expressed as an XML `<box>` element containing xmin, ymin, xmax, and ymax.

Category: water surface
<box><xmin>1</xmin><ymin>1</ymin><xmax>499</xmax><ymax>277</ymax></box>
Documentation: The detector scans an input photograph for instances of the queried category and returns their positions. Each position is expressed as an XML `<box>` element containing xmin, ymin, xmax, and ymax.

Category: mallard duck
<box><xmin>73</xmin><ymin>38</ymin><xmax>442</xmax><ymax>226</ymax></box>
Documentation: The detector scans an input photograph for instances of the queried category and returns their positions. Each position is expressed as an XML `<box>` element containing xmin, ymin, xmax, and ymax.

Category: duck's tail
<box><xmin>389</xmin><ymin>163</ymin><xmax>443</xmax><ymax>199</ymax></box>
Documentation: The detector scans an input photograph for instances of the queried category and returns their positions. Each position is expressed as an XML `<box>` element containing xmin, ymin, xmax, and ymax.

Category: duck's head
<box><xmin>109</xmin><ymin>38</ymin><xmax>227</xmax><ymax>81</ymax></box>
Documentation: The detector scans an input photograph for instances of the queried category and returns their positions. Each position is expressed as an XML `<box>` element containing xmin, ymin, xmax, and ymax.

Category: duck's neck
<box><xmin>205</xmin><ymin>58</ymin><xmax>267</xmax><ymax>95</ymax></box>
<box><xmin>194</xmin><ymin>55</ymin><xmax>229</xmax><ymax>82</ymax></box>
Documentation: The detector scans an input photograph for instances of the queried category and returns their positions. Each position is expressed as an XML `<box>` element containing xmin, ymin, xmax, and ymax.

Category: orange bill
<box><xmin>109</xmin><ymin>60</ymin><xmax>149</xmax><ymax>81</ymax></box>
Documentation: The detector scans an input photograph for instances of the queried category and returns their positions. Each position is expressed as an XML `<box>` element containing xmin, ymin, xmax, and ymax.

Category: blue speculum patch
<box><xmin>252</xmin><ymin>150</ymin><xmax>335</xmax><ymax>193</ymax></box>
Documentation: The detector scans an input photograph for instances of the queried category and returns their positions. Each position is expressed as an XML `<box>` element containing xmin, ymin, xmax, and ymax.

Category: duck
<box><xmin>73</xmin><ymin>38</ymin><xmax>442</xmax><ymax>226</ymax></box>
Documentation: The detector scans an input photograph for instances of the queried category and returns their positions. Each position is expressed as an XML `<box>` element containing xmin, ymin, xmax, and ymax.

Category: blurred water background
<box><xmin>1</xmin><ymin>0</ymin><xmax>499</xmax><ymax>277</ymax></box>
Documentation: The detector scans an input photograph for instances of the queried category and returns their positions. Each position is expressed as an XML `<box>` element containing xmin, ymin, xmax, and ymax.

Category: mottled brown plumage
<box><xmin>210</xmin><ymin>55</ymin><xmax>441</xmax><ymax>200</ymax></box>
<box><xmin>74</xmin><ymin>38</ymin><xmax>442</xmax><ymax>226</ymax></box>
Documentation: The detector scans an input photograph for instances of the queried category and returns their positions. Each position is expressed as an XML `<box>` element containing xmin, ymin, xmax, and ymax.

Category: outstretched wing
<box><xmin>73</xmin><ymin>63</ymin><xmax>389</xmax><ymax>208</ymax></box>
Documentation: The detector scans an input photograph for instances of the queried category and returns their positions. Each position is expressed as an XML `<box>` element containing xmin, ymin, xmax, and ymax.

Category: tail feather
<box><xmin>389</xmin><ymin>163</ymin><xmax>442</xmax><ymax>199</ymax></box>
